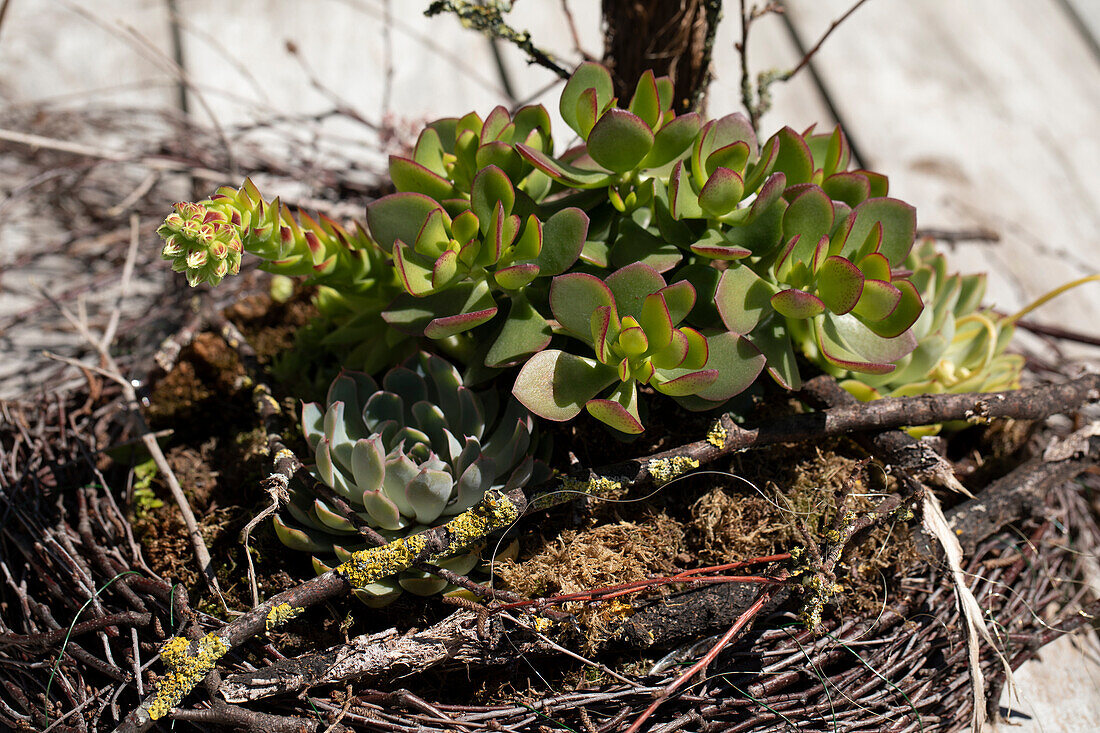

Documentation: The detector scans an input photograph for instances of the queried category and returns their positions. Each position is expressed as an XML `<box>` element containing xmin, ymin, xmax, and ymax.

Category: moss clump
<box><xmin>496</xmin><ymin>513</ymin><xmax>685</xmax><ymax>651</ymax></box>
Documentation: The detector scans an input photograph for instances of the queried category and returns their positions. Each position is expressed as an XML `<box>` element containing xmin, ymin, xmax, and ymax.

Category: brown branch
<box><xmin>543</xmin><ymin>375</ymin><xmax>1100</xmax><ymax>507</ymax></box>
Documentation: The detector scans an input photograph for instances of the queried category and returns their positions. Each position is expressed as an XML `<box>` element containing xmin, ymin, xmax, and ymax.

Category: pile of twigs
<box><xmin>2</xmin><ymin>319</ymin><xmax>1098</xmax><ymax>731</ymax></box>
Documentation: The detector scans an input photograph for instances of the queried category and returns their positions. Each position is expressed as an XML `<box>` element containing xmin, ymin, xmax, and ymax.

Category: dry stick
<box><xmin>779</xmin><ymin>0</ymin><xmax>873</xmax><ymax>82</ymax></box>
<box><xmin>560</xmin><ymin>375</ymin><xmax>1100</xmax><ymax>503</ymax></box>
<box><xmin>624</xmin><ymin>576</ymin><xmax>786</xmax><ymax>733</ymax></box>
<box><xmin>37</xmin><ymin>294</ymin><xmax>227</xmax><ymax>608</ymax></box>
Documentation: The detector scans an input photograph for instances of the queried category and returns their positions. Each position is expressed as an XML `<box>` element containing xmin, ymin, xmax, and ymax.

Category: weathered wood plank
<box><xmin>0</xmin><ymin>0</ymin><xmax>177</xmax><ymax>108</ymax></box>
<box><xmin>783</xmin><ymin>0</ymin><xmax>1100</xmax><ymax>342</ymax></box>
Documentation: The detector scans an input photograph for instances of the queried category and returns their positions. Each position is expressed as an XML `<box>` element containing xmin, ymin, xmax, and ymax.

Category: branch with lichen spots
<box><xmin>529</xmin><ymin>375</ymin><xmax>1100</xmax><ymax>505</ymax></box>
<box><xmin>113</xmin><ymin>489</ymin><xmax>526</xmax><ymax>733</ymax></box>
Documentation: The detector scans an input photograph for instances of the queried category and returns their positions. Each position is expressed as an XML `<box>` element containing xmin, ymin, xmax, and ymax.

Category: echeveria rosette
<box><xmin>368</xmin><ymin>174</ymin><xmax>589</xmax><ymax>367</ymax></box>
<box><xmin>274</xmin><ymin>352</ymin><xmax>544</xmax><ymax>604</ymax></box>
<box><xmin>839</xmin><ymin>240</ymin><xmax>1023</xmax><ymax>410</ymax></box>
<box><xmin>512</xmin><ymin>263</ymin><xmax>766</xmax><ymax>434</ymax></box>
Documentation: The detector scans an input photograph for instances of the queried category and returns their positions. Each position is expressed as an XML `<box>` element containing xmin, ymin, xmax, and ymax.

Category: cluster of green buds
<box><xmin>274</xmin><ymin>352</ymin><xmax>545</xmax><ymax>604</ymax></box>
<box><xmin>158</xmin><ymin>179</ymin><xmax>408</xmax><ymax>375</ymax></box>
<box><xmin>837</xmin><ymin>240</ymin><xmax>1024</xmax><ymax>409</ymax></box>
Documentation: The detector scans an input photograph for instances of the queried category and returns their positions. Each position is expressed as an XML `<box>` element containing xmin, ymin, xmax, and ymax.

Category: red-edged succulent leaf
<box><xmin>605</xmin><ymin>262</ymin><xmax>666</xmax><ymax>320</ymax></box>
<box><xmin>586</xmin><ymin>380</ymin><xmax>644</xmax><ymax>434</ymax></box>
<box><xmin>513</xmin><ymin>350</ymin><xmax>617</xmax><ymax>421</ymax></box>
<box><xmin>475</xmin><ymin>140</ymin><xmax>523</xmax><ymax>181</ymax></box>
<box><xmin>482</xmin><ymin>105</ymin><xmax>511</xmax><ymax>141</ymax></box>
<box><xmin>853</xmin><ymin>279</ymin><xmax>902</xmax><ymax>322</ymax></box>
<box><xmin>389</xmin><ymin>156</ymin><xmax>454</xmax><ymax>200</ymax></box>
<box><xmin>715</xmin><ymin>265</ymin><xmax>774</xmax><ymax>335</ymax></box>
<box><xmin>618</xmin><ymin>321</ymin><xmax>649</xmax><ymax>357</ymax></box>
<box><xmin>770</xmin><ymin>127</ymin><xmax>814</xmax><ymax>186</ymax></box>
<box><xmin>383</xmin><ymin>281</ymin><xmax>496</xmax><ymax>336</ymax></box>
<box><xmin>816</xmin><ymin>256</ymin><xmax>864</xmax><ymax>315</ymax></box>
<box><xmin>431</xmin><ymin>248</ymin><xmax>460</xmax><ymax>290</ymax></box>
<box><xmin>393</xmin><ymin>241</ymin><xmax>437</xmax><ymax>296</ymax></box>
<box><xmin>587</xmin><ymin>109</ymin><xmax>655</xmax><ymax>173</ymax></box>
<box><xmin>857</xmin><ymin>252</ymin><xmax>891</xmax><ymax>282</ymax></box>
<box><xmin>514</xmin><ymin>144</ymin><xmax>611</xmax><ymax>188</ymax></box>
<box><xmin>590</xmin><ymin>304</ymin><xmax>620</xmax><ymax>363</ymax></box>
<box><xmin>748</xmin><ymin>172</ymin><xmax>786</xmax><ymax>221</ymax></box>
<box><xmin>781</xmin><ymin>186</ymin><xmax>834</xmax><ymax>269</ymax></box>
<box><xmin>470</xmin><ymin>165</ymin><xmax>515</xmax><ymax>231</ymax></box>
<box><xmin>692</xmin><ymin>331</ymin><xmax>766</xmax><ymax>403</ymax></box>
<box><xmin>818</xmin><ymin>313</ymin><xmax>917</xmax><ymax>372</ymax></box>
<box><xmin>660</xmin><ymin>279</ymin><xmax>696</xmax><ymax>325</ymax></box>
<box><xmin>651</xmin><ymin>368</ymin><xmax>719</xmax><ymax>397</ymax></box>
<box><xmin>549</xmin><ymin>272</ymin><xmax>616</xmax><ymax>340</ymax></box>
<box><xmin>494</xmin><ymin>263</ymin><xmax>539</xmax><ymax>290</ymax></box>
<box><xmin>747</xmin><ymin>316</ymin><xmax>801</xmax><ymax>390</ymax></box>
<box><xmin>822</xmin><ymin>171</ymin><xmax>872</xmax><ymax>207</ymax></box>
<box><xmin>424</xmin><ymin>306</ymin><xmax>498</xmax><ymax>339</ymax></box>
<box><xmin>692</xmin><ymin>113</ymin><xmax>757</xmax><ymax>186</ymax></box>
<box><xmin>681</xmin><ymin>326</ymin><xmax>709</xmax><ymax>370</ymax></box>
<box><xmin>628</xmin><ymin>69</ymin><xmax>662</xmax><ymax>129</ymax></box>
<box><xmin>862</xmin><ymin>279</ymin><xmax>923</xmax><ymax>338</ymax></box>
<box><xmin>366</xmin><ymin>192</ymin><xmax>440</xmax><ymax>253</ymax></box>
<box><xmin>612</xmin><ymin>220</ymin><xmax>683</xmax><ymax>272</ymax></box>
<box><xmin>575</xmin><ymin>87</ymin><xmax>599</xmax><ymax>139</ymax></box>
<box><xmin>698</xmin><ymin>167</ymin><xmax>745</xmax><ymax>216</ymax></box>
<box><xmin>538</xmin><ymin>207</ymin><xmax>588</xmax><ymax>276</ymax></box>
<box><xmin>412</xmin><ymin>126</ymin><xmax>448</xmax><ymax>176</ymax></box>
<box><xmin>771</xmin><ymin>288</ymin><xmax>826</xmax><ymax>319</ymax></box>
<box><xmin>651</xmin><ymin>327</ymin><xmax>689</xmax><ymax>369</ymax></box>
<box><xmin>560</xmin><ymin>62</ymin><xmax>614</xmax><ymax>138</ymax></box>
<box><xmin>641</xmin><ymin>112</ymin><xmax>701</xmax><ymax>169</ymax></box>
<box><xmin>640</xmin><ymin>292</ymin><xmax>674</xmax><ymax>350</ymax></box>
<box><xmin>840</xmin><ymin>198</ymin><xmax>916</xmax><ymax>266</ymax></box>
<box><xmin>669</xmin><ymin>160</ymin><xmax>704</xmax><ymax>220</ymax></box>
<box><xmin>690</xmin><ymin>242</ymin><xmax>752</xmax><ymax>260</ymax></box>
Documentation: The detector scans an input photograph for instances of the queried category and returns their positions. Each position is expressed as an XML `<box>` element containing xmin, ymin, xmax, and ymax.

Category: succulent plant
<box><xmin>273</xmin><ymin>352</ymin><xmax>544</xmax><ymax>604</ymax></box>
<box><xmin>836</xmin><ymin>240</ymin><xmax>1024</xmax><ymax>408</ymax></box>
<box><xmin>160</xmin><ymin>62</ymin><xmax>953</xmax><ymax>433</ymax></box>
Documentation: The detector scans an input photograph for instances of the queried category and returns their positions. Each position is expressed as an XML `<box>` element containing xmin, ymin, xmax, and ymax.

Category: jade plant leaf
<box><xmin>559</xmin><ymin>61</ymin><xmax>614</xmax><ymax>138</ymax></box>
<box><xmin>512</xmin><ymin>350</ymin><xmax>618</xmax><ymax>421</ymax></box>
<box><xmin>586</xmin><ymin>109</ymin><xmax>655</xmax><ymax>173</ymax></box>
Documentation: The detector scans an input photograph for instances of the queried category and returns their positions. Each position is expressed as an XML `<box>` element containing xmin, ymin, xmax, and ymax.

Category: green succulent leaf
<box><xmin>389</xmin><ymin>156</ymin><xmax>455</xmax><ymax>201</ymax></box>
<box><xmin>772</xmin><ymin>289</ymin><xmax>826</xmax><ymax>319</ymax></box>
<box><xmin>586</xmin><ymin>109</ymin><xmax>655</xmax><ymax>173</ymax></box>
<box><xmin>840</xmin><ymin>198</ymin><xmax>917</xmax><ymax>266</ymax></box>
<box><xmin>485</xmin><ymin>292</ymin><xmax>553</xmax><ymax>367</ymax></box>
<box><xmin>560</xmin><ymin>61</ymin><xmax>614</xmax><ymax>138</ymax></box>
<box><xmin>605</xmin><ymin>262</ymin><xmax>666</xmax><ymax>320</ymax></box>
<box><xmin>816</xmin><ymin>256</ymin><xmax>865</xmax><ymax>315</ymax></box>
<box><xmin>770</xmin><ymin>127</ymin><xmax>814</xmax><ymax>186</ymax></box>
<box><xmin>512</xmin><ymin>350</ymin><xmax>618</xmax><ymax>421</ymax></box>
<box><xmin>550</xmin><ymin>273</ymin><xmax>616</xmax><ymax>341</ymax></box>
<box><xmin>471</xmin><ymin>165</ymin><xmax>515</xmax><ymax>232</ymax></box>
<box><xmin>715</xmin><ymin>265</ymin><xmax>776</xmax><ymax>335</ymax></box>
<box><xmin>748</xmin><ymin>315</ymin><xmax>802</xmax><ymax>390</ymax></box>
<box><xmin>862</xmin><ymin>279</ymin><xmax>923</xmax><ymax>338</ymax></box>
<box><xmin>366</xmin><ymin>192</ymin><xmax>442</xmax><ymax>253</ymax></box>
<box><xmin>691</xmin><ymin>331</ymin><xmax>766</xmax><ymax>403</ymax></box>
<box><xmin>586</xmin><ymin>380</ymin><xmax>644</xmax><ymax>434</ymax></box>
<box><xmin>698</xmin><ymin>167</ymin><xmax>745</xmax><ymax>217</ymax></box>
<box><xmin>538</xmin><ymin>207</ymin><xmax>588</xmax><ymax>276</ymax></box>
<box><xmin>628</xmin><ymin>69</ymin><xmax>662</xmax><ymax>130</ymax></box>
<box><xmin>642</xmin><ymin>112</ymin><xmax>702</xmax><ymax>169</ymax></box>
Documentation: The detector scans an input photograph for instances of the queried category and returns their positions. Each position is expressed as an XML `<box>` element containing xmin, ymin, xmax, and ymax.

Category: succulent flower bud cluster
<box><xmin>274</xmin><ymin>352</ymin><xmax>545</xmax><ymax>603</ymax></box>
<box><xmin>159</xmin><ymin>202</ymin><xmax>244</xmax><ymax>287</ymax></box>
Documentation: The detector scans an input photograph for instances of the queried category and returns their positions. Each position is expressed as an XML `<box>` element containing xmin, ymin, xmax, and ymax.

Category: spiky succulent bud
<box><xmin>274</xmin><ymin>352</ymin><xmax>545</xmax><ymax>604</ymax></box>
<box><xmin>157</xmin><ymin>179</ymin><xmax>397</xmax><ymax>294</ymax></box>
<box><xmin>159</xmin><ymin>202</ymin><xmax>243</xmax><ymax>287</ymax></box>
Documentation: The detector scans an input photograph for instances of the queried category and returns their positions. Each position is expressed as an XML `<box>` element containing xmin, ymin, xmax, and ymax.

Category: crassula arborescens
<box><xmin>159</xmin><ymin>61</ymin><xmax>947</xmax><ymax>433</ymax></box>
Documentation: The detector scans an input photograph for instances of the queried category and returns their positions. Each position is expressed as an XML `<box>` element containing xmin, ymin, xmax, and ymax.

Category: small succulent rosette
<box><xmin>838</xmin><ymin>240</ymin><xmax>1023</xmax><ymax>433</ymax></box>
<box><xmin>274</xmin><ymin>352</ymin><xmax>545</xmax><ymax>605</ymax></box>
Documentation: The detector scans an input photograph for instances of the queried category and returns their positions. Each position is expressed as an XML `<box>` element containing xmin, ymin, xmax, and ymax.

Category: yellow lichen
<box><xmin>158</xmin><ymin>636</ymin><xmax>190</xmax><ymax>667</ymax></box>
<box><xmin>337</xmin><ymin>492</ymin><xmax>521</xmax><ymax>588</ymax></box>
<box><xmin>706</xmin><ymin>420</ymin><xmax>728</xmax><ymax>448</ymax></box>
<box><xmin>532</xmin><ymin>616</ymin><xmax>554</xmax><ymax>633</ymax></box>
<box><xmin>647</xmin><ymin>455</ymin><xmax>700</xmax><ymax>485</ymax></box>
<box><xmin>273</xmin><ymin>447</ymin><xmax>295</xmax><ymax>463</ymax></box>
<box><xmin>531</xmin><ymin>475</ymin><xmax>625</xmax><ymax>510</ymax></box>
<box><xmin>265</xmin><ymin>602</ymin><xmax>304</xmax><ymax>631</ymax></box>
<box><xmin>148</xmin><ymin>632</ymin><xmax>229</xmax><ymax>720</ymax></box>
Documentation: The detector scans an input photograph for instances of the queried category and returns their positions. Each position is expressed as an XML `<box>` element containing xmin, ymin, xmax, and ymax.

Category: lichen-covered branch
<box><xmin>112</xmin><ymin>489</ymin><xmax>526</xmax><ymax>733</ymax></box>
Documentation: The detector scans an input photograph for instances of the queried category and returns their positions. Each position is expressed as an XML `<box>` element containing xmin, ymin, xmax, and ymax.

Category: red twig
<box><xmin>624</xmin><ymin>573</ymin><xmax>788</xmax><ymax>733</ymax></box>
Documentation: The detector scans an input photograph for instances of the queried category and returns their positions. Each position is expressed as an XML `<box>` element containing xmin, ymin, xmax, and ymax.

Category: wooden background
<box><xmin>1</xmin><ymin>1</ymin><xmax>1098</xmax><ymax>728</ymax></box>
